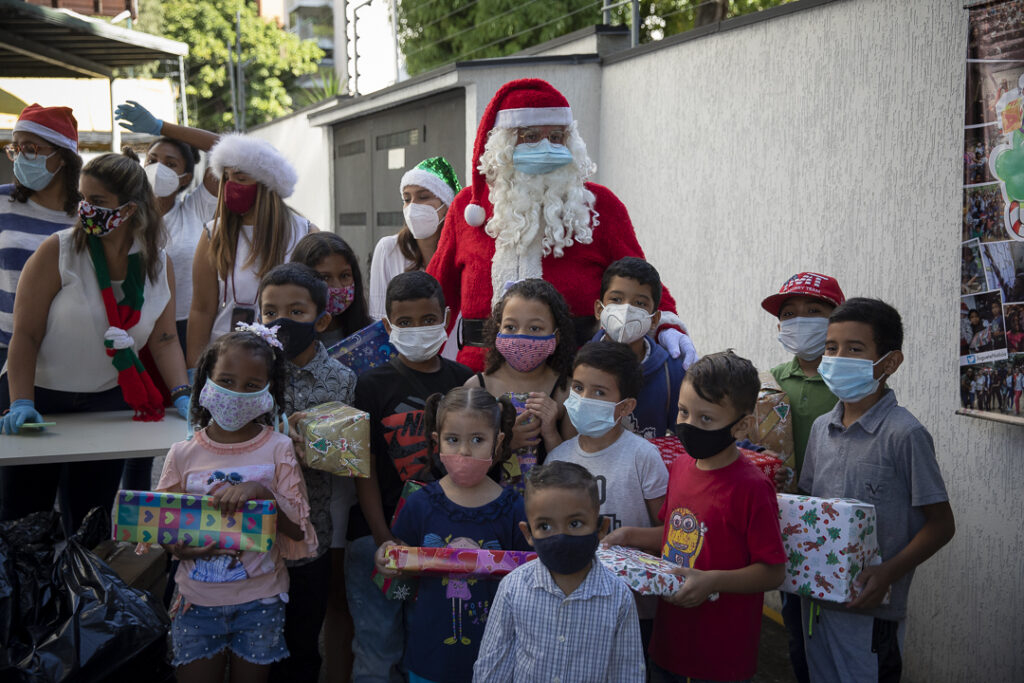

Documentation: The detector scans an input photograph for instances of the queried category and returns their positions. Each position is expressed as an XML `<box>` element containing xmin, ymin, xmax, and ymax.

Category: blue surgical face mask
<box><xmin>563</xmin><ymin>391</ymin><xmax>624</xmax><ymax>438</ymax></box>
<box><xmin>13</xmin><ymin>151</ymin><xmax>58</xmax><ymax>191</ymax></box>
<box><xmin>817</xmin><ymin>352</ymin><xmax>892</xmax><ymax>402</ymax></box>
<box><xmin>512</xmin><ymin>139</ymin><xmax>575</xmax><ymax>175</ymax></box>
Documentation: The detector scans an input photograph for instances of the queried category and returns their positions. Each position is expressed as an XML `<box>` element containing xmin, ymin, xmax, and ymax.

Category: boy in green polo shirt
<box><xmin>759</xmin><ymin>271</ymin><xmax>845</xmax><ymax>683</ymax></box>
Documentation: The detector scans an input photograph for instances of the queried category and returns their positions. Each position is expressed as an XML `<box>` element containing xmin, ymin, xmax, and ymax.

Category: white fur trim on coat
<box><xmin>209</xmin><ymin>133</ymin><xmax>297</xmax><ymax>198</ymax></box>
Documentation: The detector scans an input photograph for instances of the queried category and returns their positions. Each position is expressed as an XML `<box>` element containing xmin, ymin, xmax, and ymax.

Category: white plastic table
<box><xmin>0</xmin><ymin>410</ymin><xmax>187</xmax><ymax>466</ymax></box>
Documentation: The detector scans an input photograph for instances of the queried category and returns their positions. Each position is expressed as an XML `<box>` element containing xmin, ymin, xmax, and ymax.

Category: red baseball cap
<box><xmin>761</xmin><ymin>272</ymin><xmax>845</xmax><ymax>317</ymax></box>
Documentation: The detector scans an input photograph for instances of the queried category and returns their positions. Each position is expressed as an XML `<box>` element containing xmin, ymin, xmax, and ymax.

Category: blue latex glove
<box><xmin>114</xmin><ymin>100</ymin><xmax>163</xmax><ymax>136</ymax></box>
<box><xmin>187</xmin><ymin>367</ymin><xmax>195</xmax><ymax>385</ymax></box>
<box><xmin>0</xmin><ymin>399</ymin><xmax>44</xmax><ymax>435</ymax></box>
<box><xmin>174</xmin><ymin>394</ymin><xmax>190</xmax><ymax>420</ymax></box>
<box><xmin>658</xmin><ymin>328</ymin><xmax>698</xmax><ymax>370</ymax></box>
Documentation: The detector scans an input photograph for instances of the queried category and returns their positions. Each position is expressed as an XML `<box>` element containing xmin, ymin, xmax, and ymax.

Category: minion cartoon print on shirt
<box><xmin>663</xmin><ymin>507</ymin><xmax>707</xmax><ymax>567</ymax></box>
<box><xmin>423</xmin><ymin>533</ymin><xmax>499</xmax><ymax>646</ymax></box>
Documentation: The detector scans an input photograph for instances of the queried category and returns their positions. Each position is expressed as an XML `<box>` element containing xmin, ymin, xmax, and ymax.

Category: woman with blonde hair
<box><xmin>0</xmin><ymin>149</ymin><xmax>189</xmax><ymax>529</ymax></box>
<box><xmin>187</xmin><ymin>134</ymin><xmax>315</xmax><ymax>367</ymax></box>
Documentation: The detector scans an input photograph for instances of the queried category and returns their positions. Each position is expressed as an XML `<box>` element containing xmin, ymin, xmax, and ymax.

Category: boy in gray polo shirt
<box><xmin>800</xmin><ymin>298</ymin><xmax>955</xmax><ymax>683</ymax></box>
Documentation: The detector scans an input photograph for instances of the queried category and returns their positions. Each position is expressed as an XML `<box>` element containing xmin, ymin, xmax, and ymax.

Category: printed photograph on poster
<box><xmin>963</xmin><ymin>184</ymin><xmax>1008</xmax><ymax>242</ymax></box>
<box><xmin>980</xmin><ymin>240</ymin><xmax>1024</xmax><ymax>300</ymax></box>
<box><xmin>962</xmin><ymin>239</ymin><xmax>987</xmax><ymax>294</ymax></box>
<box><xmin>1005</xmin><ymin>303</ymin><xmax>1024</xmax><ymax>352</ymax></box>
<box><xmin>960</xmin><ymin>290</ymin><xmax>1009</xmax><ymax>364</ymax></box>
<box><xmin>959</xmin><ymin>355</ymin><xmax>1024</xmax><ymax>416</ymax></box>
<box><xmin>964</xmin><ymin>126</ymin><xmax>1001</xmax><ymax>185</ymax></box>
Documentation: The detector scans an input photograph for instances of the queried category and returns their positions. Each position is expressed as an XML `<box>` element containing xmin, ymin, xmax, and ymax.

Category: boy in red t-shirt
<box><xmin>604</xmin><ymin>351</ymin><xmax>786</xmax><ymax>681</ymax></box>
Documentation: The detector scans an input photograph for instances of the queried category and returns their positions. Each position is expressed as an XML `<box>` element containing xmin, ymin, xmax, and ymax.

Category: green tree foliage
<box><xmin>160</xmin><ymin>0</ymin><xmax>323</xmax><ymax>131</ymax></box>
<box><xmin>396</xmin><ymin>0</ymin><xmax>792</xmax><ymax>75</ymax></box>
<box><xmin>397</xmin><ymin>0</ymin><xmax>602</xmax><ymax>76</ymax></box>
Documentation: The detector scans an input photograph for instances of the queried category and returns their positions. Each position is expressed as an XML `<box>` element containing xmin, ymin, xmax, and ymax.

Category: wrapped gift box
<box><xmin>776</xmin><ymin>494</ymin><xmax>885</xmax><ymax>604</ymax></box>
<box><xmin>326</xmin><ymin>320</ymin><xmax>396</xmax><ymax>376</ymax></box>
<box><xmin>740</xmin><ymin>448</ymin><xmax>791</xmax><ymax>488</ymax></box>
<box><xmin>297</xmin><ymin>402</ymin><xmax>371</xmax><ymax>478</ymax></box>
<box><xmin>649</xmin><ymin>436</ymin><xmax>688</xmax><ymax>472</ymax></box>
<box><xmin>384</xmin><ymin>546</ymin><xmax>537</xmax><ymax>578</ymax></box>
<box><xmin>597</xmin><ymin>545</ymin><xmax>685</xmax><ymax>596</ymax></box>
<box><xmin>754</xmin><ymin>373</ymin><xmax>796</xmax><ymax>490</ymax></box>
<box><xmin>113</xmin><ymin>490</ymin><xmax>276</xmax><ymax>551</ymax></box>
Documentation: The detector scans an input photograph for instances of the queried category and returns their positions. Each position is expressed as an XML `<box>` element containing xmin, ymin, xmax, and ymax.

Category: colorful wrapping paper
<box><xmin>326</xmin><ymin>320</ymin><xmax>396</xmax><ymax>376</ymax></box>
<box><xmin>297</xmin><ymin>402</ymin><xmax>371</xmax><ymax>477</ymax></box>
<box><xmin>649</xmin><ymin>436</ymin><xmax>688</xmax><ymax>472</ymax></box>
<box><xmin>113</xmin><ymin>490</ymin><xmax>276</xmax><ymax>551</ymax></box>
<box><xmin>596</xmin><ymin>545</ymin><xmax>686</xmax><ymax>596</ymax></box>
<box><xmin>777</xmin><ymin>494</ymin><xmax>886</xmax><ymax>604</ymax></box>
<box><xmin>754</xmin><ymin>373</ymin><xmax>797</xmax><ymax>490</ymax></box>
<box><xmin>740</xmin><ymin>448</ymin><xmax>791</xmax><ymax>488</ymax></box>
<box><xmin>384</xmin><ymin>546</ymin><xmax>537</xmax><ymax>579</ymax></box>
<box><xmin>372</xmin><ymin>479</ymin><xmax>427</xmax><ymax>600</ymax></box>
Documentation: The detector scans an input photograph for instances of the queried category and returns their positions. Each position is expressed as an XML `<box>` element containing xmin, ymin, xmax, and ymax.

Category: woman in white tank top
<box><xmin>186</xmin><ymin>134</ymin><xmax>316</xmax><ymax>368</ymax></box>
<box><xmin>0</xmin><ymin>150</ymin><xmax>190</xmax><ymax>529</ymax></box>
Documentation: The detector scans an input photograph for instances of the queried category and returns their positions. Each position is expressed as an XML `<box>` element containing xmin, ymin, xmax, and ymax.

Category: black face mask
<box><xmin>267</xmin><ymin>316</ymin><xmax>318</xmax><ymax>359</ymax></box>
<box><xmin>530</xmin><ymin>531</ymin><xmax>599</xmax><ymax>575</ymax></box>
<box><xmin>673</xmin><ymin>417</ymin><xmax>742</xmax><ymax>460</ymax></box>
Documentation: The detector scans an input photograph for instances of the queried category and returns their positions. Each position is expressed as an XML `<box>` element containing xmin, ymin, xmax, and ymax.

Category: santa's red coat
<box><xmin>427</xmin><ymin>182</ymin><xmax>677</xmax><ymax>371</ymax></box>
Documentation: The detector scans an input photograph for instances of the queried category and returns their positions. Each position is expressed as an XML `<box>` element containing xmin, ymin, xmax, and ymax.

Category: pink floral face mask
<box><xmin>198</xmin><ymin>380</ymin><xmax>273</xmax><ymax>432</ymax></box>
<box><xmin>327</xmin><ymin>284</ymin><xmax>355</xmax><ymax>315</ymax></box>
<box><xmin>495</xmin><ymin>333</ymin><xmax>557</xmax><ymax>373</ymax></box>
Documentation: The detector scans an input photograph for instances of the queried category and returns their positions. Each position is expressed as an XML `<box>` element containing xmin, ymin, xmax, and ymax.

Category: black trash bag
<box><xmin>0</xmin><ymin>507</ymin><xmax>171</xmax><ymax>683</ymax></box>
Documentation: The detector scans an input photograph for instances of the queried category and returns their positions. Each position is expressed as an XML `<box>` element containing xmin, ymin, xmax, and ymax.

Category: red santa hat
<box><xmin>13</xmin><ymin>103</ymin><xmax>78</xmax><ymax>154</ymax></box>
<box><xmin>463</xmin><ymin>79</ymin><xmax>573</xmax><ymax>227</ymax></box>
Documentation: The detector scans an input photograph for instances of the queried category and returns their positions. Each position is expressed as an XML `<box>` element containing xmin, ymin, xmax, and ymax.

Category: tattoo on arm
<box><xmin>159</xmin><ymin>333</ymin><xmax>175</xmax><ymax>343</ymax></box>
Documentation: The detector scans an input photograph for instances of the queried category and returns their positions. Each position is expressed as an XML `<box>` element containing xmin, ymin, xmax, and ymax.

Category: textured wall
<box><xmin>249</xmin><ymin>111</ymin><xmax>332</xmax><ymax>230</ymax></box>
<box><xmin>598</xmin><ymin>1</ymin><xmax>1023</xmax><ymax>680</ymax></box>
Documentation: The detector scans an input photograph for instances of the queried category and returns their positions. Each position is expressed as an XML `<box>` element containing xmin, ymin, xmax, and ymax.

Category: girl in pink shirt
<box><xmin>157</xmin><ymin>325</ymin><xmax>317</xmax><ymax>681</ymax></box>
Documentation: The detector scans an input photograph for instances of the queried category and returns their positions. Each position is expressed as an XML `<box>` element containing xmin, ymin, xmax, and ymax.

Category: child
<box><xmin>255</xmin><ymin>262</ymin><xmax>356</xmax><ymax>682</ymax></box>
<box><xmin>348</xmin><ymin>270</ymin><xmax>473</xmax><ymax>680</ymax></box>
<box><xmin>760</xmin><ymin>271</ymin><xmax>845</xmax><ymax>683</ymax></box>
<box><xmin>467</xmin><ymin>279</ymin><xmax>576</xmax><ymax>487</ymax></box>
<box><xmin>801</xmin><ymin>299</ymin><xmax>955</xmax><ymax>682</ymax></box>
<box><xmin>374</xmin><ymin>387</ymin><xmax>527</xmax><ymax>682</ymax></box>
<box><xmin>605</xmin><ymin>351</ymin><xmax>786</xmax><ymax>682</ymax></box>
<box><xmin>591</xmin><ymin>257</ymin><xmax>685</xmax><ymax>439</ymax></box>
<box><xmin>289</xmin><ymin>232</ymin><xmax>370</xmax><ymax>682</ymax></box>
<box><xmin>157</xmin><ymin>327</ymin><xmax>316</xmax><ymax>681</ymax></box>
<box><xmin>472</xmin><ymin>461</ymin><xmax>645</xmax><ymax>682</ymax></box>
<box><xmin>546</xmin><ymin>341</ymin><xmax>668</xmax><ymax>642</ymax></box>
<box><xmin>291</xmin><ymin>231</ymin><xmax>371</xmax><ymax>348</ymax></box>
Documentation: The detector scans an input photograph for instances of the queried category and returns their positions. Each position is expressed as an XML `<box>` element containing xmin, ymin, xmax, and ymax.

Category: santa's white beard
<box><xmin>483</xmin><ymin>160</ymin><xmax>597</xmax><ymax>306</ymax></box>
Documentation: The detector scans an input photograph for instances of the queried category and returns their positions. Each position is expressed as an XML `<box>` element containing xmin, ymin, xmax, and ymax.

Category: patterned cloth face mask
<box><xmin>79</xmin><ymin>200</ymin><xmax>130</xmax><ymax>237</ymax></box>
<box><xmin>198</xmin><ymin>379</ymin><xmax>274</xmax><ymax>432</ymax></box>
<box><xmin>327</xmin><ymin>284</ymin><xmax>356</xmax><ymax>315</ymax></box>
<box><xmin>495</xmin><ymin>333</ymin><xmax>557</xmax><ymax>373</ymax></box>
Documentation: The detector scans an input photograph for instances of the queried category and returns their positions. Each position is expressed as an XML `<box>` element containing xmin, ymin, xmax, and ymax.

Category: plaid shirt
<box><xmin>473</xmin><ymin>558</ymin><xmax>645</xmax><ymax>683</ymax></box>
<box><xmin>282</xmin><ymin>342</ymin><xmax>356</xmax><ymax>566</ymax></box>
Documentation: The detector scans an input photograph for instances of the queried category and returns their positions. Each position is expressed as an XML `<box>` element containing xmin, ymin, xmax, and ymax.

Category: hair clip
<box><xmin>235</xmin><ymin>321</ymin><xmax>284</xmax><ymax>350</ymax></box>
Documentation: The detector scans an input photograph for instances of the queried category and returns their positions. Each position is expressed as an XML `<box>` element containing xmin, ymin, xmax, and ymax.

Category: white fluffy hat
<box><xmin>209</xmin><ymin>133</ymin><xmax>297</xmax><ymax>198</ymax></box>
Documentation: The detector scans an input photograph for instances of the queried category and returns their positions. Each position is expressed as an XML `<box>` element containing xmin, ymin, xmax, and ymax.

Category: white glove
<box><xmin>658</xmin><ymin>328</ymin><xmax>698</xmax><ymax>369</ymax></box>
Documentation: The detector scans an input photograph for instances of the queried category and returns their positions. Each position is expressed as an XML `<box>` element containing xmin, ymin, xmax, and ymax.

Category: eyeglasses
<box><xmin>516</xmin><ymin>127</ymin><xmax>567</xmax><ymax>145</ymax></box>
<box><xmin>4</xmin><ymin>142</ymin><xmax>57</xmax><ymax>161</ymax></box>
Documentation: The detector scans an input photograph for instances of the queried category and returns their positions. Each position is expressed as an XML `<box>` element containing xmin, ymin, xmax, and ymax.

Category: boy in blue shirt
<box><xmin>802</xmin><ymin>298</ymin><xmax>955</xmax><ymax>682</ymax></box>
<box><xmin>591</xmin><ymin>257</ymin><xmax>685</xmax><ymax>438</ymax></box>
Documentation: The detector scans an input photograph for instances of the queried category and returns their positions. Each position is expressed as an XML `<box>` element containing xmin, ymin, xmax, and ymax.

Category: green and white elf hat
<box><xmin>400</xmin><ymin>157</ymin><xmax>461</xmax><ymax>206</ymax></box>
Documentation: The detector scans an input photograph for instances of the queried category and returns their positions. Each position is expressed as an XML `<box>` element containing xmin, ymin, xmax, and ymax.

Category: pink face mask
<box><xmin>327</xmin><ymin>284</ymin><xmax>355</xmax><ymax>315</ymax></box>
<box><xmin>494</xmin><ymin>333</ymin><xmax>557</xmax><ymax>373</ymax></box>
<box><xmin>440</xmin><ymin>454</ymin><xmax>493</xmax><ymax>488</ymax></box>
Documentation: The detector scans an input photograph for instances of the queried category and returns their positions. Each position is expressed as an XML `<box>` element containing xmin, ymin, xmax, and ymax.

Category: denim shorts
<box><xmin>171</xmin><ymin>597</ymin><xmax>288</xmax><ymax>667</ymax></box>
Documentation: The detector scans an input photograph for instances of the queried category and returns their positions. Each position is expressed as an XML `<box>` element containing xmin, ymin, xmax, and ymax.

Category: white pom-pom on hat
<box><xmin>464</xmin><ymin>203</ymin><xmax>487</xmax><ymax>227</ymax></box>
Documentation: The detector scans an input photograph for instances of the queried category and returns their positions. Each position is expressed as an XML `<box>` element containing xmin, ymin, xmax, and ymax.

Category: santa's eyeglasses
<box><xmin>516</xmin><ymin>127</ymin><xmax>567</xmax><ymax>145</ymax></box>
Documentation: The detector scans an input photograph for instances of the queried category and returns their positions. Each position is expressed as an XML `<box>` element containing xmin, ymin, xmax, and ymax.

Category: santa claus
<box><xmin>427</xmin><ymin>78</ymin><xmax>695</xmax><ymax>371</ymax></box>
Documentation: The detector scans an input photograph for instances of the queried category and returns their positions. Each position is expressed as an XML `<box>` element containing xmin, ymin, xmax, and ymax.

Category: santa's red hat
<box><xmin>463</xmin><ymin>79</ymin><xmax>573</xmax><ymax>227</ymax></box>
<box><xmin>14</xmin><ymin>103</ymin><xmax>78</xmax><ymax>154</ymax></box>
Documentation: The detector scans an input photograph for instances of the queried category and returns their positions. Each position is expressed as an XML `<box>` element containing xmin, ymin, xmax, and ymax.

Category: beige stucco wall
<box><xmin>597</xmin><ymin>0</ymin><xmax>1022</xmax><ymax>680</ymax></box>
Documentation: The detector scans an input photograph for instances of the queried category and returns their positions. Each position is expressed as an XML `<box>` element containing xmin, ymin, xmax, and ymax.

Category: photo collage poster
<box><xmin>961</xmin><ymin>0</ymin><xmax>1024</xmax><ymax>423</ymax></box>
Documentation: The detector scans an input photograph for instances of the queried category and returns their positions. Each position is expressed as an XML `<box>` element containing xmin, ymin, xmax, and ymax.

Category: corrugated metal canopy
<box><xmin>0</xmin><ymin>0</ymin><xmax>187</xmax><ymax>79</ymax></box>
